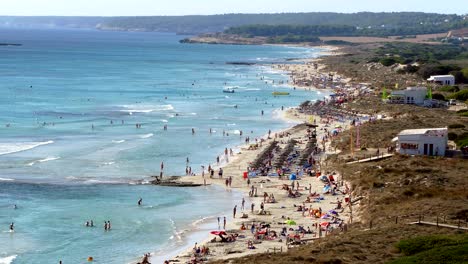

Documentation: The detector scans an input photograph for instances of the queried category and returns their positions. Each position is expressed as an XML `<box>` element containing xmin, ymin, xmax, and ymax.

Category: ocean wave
<box><xmin>0</xmin><ymin>255</ymin><xmax>17</xmax><ymax>264</ymax></box>
<box><xmin>27</xmin><ymin>156</ymin><xmax>60</xmax><ymax>166</ymax></box>
<box><xmin>112</xmin><ymin>140</ymin><xmax>125</xmax><ymax>144</ymax></box>
<box><xmin>0</xmin><ymin>177</ymin><xmax>14</xmax><ymax>181</ymax></box>
<box><xmin>139</xmin><ymin>133</ymin><xmax>154</xmax><ymax>139</ymax></box>
<box><xmin>161</xmin><ymin>119</ymin><xmax>168</xmax><ymax>123</ymax></box>
<box><xmin>168</xmin><ymin>218</ymin><xmax>183</xmax><ymax>242</ymax></box>
<box><xmin>0</xmin><ymin>140</ymin><xmax>54</xmax><ymax>156</ymax></box>
<box><xmin>229</xmin><ymin>130</ymin><xmax>241</xmax><ymax>135</ymax></box>
<box><xmin>226</xmin><ymin>123</ymin><xmax>236</xmax><ymax>127</ymax></box>
<box><xmin>120</xmin><ymin>104</ymin><xmax>174</xmax><ymax>115</ymax></box>
<box><xmin>191</xmin><ymin>215</ymin><xmax>217</xmax><ymax>227</ymax></box>
<box><xmin>82</xmin><ymin>179</ymin><xmax>125</xmax><ymax>185</ymax></box>
<box><xmin>244</xmin><ymin>88</ymin><xmax>261</xmax><ymax>91</ymax></box>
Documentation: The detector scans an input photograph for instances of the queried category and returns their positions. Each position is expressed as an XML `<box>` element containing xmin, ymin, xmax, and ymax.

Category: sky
<box><xmin>1</xmin><ymin>0</ymin><xmax>466</xmax><ymax>16</ymax></box>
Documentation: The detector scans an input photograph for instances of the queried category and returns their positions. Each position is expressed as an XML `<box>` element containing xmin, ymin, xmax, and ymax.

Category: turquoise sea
<box><xmin>0</xmin><ymin>28</ymin><xmax>325</xmax><ymax>263</ymax></box>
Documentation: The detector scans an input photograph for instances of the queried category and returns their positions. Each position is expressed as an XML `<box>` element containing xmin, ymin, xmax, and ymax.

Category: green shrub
<box><xmin>418</xmin><ymin>64</ymin><xmax>461</xmax><ymax>79</ymax></box>
<box><xmin>448</xmin><ymin>89</ymin><xmax>468</xmax><ymax>101</ymax></box>
<box><xmin>395</xmin><ymin>234</ymin><xmax>468</xmax><ymax>256</ymax></box>
<box><xmin>461</xmin><ymin>68</ymin><xmax>468</xmax><ymax>80</ymax></box>
<box><xmin>455</xmin><ymin>132</ymin><xmax>468</xmax><ymax>147</ymax></box>
<box><xmin>448</xmin><ymin>132</ymin><xmax>458</xmax><ymax>140</ymax></box>
<box><xmin>432</xmin><ymin>93</ymin><xmax>446</xmax><ymax>101</ymax></box>
<box><xmin>380</xmin><ymin>57</ymin><xmax>399</xmax><ymax>66</ymax></box>
<box><xmin>438</xmin><ymin>85</ymin><xmax>459</xmax><ymax>92</ymax></box>
<box><xmin>448</xmin><ymin>123</ymin><xmax>465</xmax><ymax>129</ymax></box>
<box><xmin>390</xmin><ymin>244</ymin><xmax>468</xmax><ymax>264</ymax></box>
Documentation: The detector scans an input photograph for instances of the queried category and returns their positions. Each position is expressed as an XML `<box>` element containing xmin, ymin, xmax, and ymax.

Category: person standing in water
<box><xmin>138</xmin><ymin>198</ymin><xmax>143</xmax><ymax>206</ymax></box>
<box><xmin>9</xmin><ymin>222</ymin><xmax>14</xmax><ymax>232</ymax></box>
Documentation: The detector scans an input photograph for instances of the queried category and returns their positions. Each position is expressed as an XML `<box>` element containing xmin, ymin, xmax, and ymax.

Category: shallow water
<box><xmin>0</xmin><ymin>28</ymin><xmax>325</xmax><ymax>263</ymax></box>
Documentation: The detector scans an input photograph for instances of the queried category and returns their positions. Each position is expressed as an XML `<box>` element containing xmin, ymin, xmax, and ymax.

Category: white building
<box><xmin>389</xmin><ymin>87</ymin><xmax>427</xmax><ymax>105</ymax></box>
<box><xmin>396</xmin><ymin>128</ymin><xmax>448</xmax><ymax>156</ymax></box>
<box><xmin>427</xmin><ymin>75</ymin><xmax>455</xmax><ymax>86</ymax></box>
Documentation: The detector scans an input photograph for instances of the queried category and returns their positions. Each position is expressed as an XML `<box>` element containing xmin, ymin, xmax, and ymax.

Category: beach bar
<box><xmin>396</xmin><ymin>128</ymin><xmax>448</xmax><ymax>156</ymax></box>
<box><xmin>427</xmin><ymin>75</ymin><xmax>455</xmax><ymax>86</ymax></box>
<box><xmin>388</xmin><ymin>87</ymin><xmax>427</xmax><ymax>105</ymax></box>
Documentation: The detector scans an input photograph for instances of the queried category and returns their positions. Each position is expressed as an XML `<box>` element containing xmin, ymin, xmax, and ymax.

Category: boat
<box><xmin>223</xmin><ymin>88</ymin><xmax>235</xmax><ymax>93</ymax></box>
<box><xmin>272</xmin><ymin>91</ymin><xmax>290</xmax><ymax>96</ymax></box>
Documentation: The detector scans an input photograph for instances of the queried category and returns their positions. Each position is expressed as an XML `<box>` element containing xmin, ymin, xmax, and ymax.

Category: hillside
<box><xmin>0</xmin><ymin>12</ymin><xmax>466</xmax><ymax>35</ymax></box>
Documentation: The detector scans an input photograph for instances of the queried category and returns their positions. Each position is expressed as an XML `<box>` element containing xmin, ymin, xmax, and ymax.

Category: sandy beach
<box><xmin>140</xmin><ymin>46</ymin><xmax>371</xmax><ymax>264</ymax></box>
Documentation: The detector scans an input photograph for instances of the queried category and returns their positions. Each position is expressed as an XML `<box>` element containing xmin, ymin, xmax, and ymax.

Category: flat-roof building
<box><xmin>396</xmin><ymin>128</ymin><xmax>448</xmax><ymax>156</ymax></box>
<box><xmin>427</xmin><ymin>75</ymin><xmax>455</xmax><ymax>86</ymax></box>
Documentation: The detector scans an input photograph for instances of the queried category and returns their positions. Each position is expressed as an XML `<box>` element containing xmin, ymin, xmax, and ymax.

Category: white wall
<box><xmin>398</xmin><ymin>134</ymin><xmax>447</xmax><ymax>156</ymax></box>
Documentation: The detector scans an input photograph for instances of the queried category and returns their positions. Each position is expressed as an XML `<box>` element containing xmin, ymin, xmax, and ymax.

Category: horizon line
<box><xmin>0</xmin><ymin>11</ymin><xmax>466</xmax><ymax>17</ymax></box>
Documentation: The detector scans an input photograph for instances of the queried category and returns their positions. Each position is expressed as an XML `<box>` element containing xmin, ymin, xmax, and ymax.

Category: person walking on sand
<box><xmin>223</xmin><ymin>217</ymin><xmax>226</xmax><ymax>230</ymax></box>
<box><xmin>241</xmin><ymin>198</ymin><xmax>245</xmax><ymax>210</ymax></box>
<box><xmin>233</xmin><ymin>205</ymin><xmax>237</xmax><ymax>218</ymax></box>
<box><xmin>218</xmin><ymin>168</ymin><xmax>223</xmax><ymax>178</ymax></box>
<box><xmin>251</xmin><ymin>203</ymin><xmax>255</xmax><ymax>213</ymax></box>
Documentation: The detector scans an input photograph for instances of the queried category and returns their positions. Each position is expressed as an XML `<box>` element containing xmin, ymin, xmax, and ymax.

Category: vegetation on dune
<box><xmin>368</xmin><ymin>43</ymin><xmax>468</xmax><ymax>82</ymax></box>
<box><xmin>390</xmin><ymin>234</ymin><xmax>468</xmax><ymax>264</ymax></box>
<box><xmin>448</xmin><ymin>89</ymin><xmax>468</xmax><ymax>101</ymax></box>
<box><xmin>224</xmin><ymin>18</ymin><xmax>467</xmax><ymax>38</ymax></box>
<box><xmin>224</xmin><ymin>24</ymin><xmax>357</xmax><ymax>37</ymax></box>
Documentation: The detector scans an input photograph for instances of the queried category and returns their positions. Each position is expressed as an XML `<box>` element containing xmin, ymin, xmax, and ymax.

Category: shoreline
<box><xmin>150</xmin><ymin>44</ymin><xmax>361</xmax><ymax>264</ymax></box>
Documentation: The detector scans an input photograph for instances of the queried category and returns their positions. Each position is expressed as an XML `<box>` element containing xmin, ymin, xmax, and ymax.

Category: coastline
<box><xmin>150</xmin><ymin>44</ymin><xmax>360</xmax><ymax>264</ymax></box>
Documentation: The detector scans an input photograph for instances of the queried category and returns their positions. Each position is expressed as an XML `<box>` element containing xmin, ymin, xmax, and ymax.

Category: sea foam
<box><xmin>139</xmin><ymin>133</ymin><xmax>154</xmax><ymax>139</ymax></box>
<box><xmin>0</xmin><ymin>140</ymin><xmax>54</xmax><ymax>156</ymax></box>
<box><xmin>27</xmin><ymin>156</ymin><xmax>60</xmax><ymax>166</ymax></box>
<box><xmin>120</xmin><ymin>104</ymin><xmax>174</xmax><ymax>115</ymax></box>
<box><xmin>0</xmin><ymin>255</ymin><xmax>17</xmax><ymax>264</ymax></box>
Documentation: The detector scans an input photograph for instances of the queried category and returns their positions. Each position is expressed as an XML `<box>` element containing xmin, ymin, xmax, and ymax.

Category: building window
<box><xmin>400</xmin><ymin>143</ymin><xmax>418</xmax><ymax>149</ymax></box>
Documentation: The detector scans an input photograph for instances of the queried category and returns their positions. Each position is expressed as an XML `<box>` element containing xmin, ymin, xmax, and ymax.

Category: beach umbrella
<box><xmin>284</xmin><ymin>220</ymin><xmax>297</xmax><ymax>225</ymax></box>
